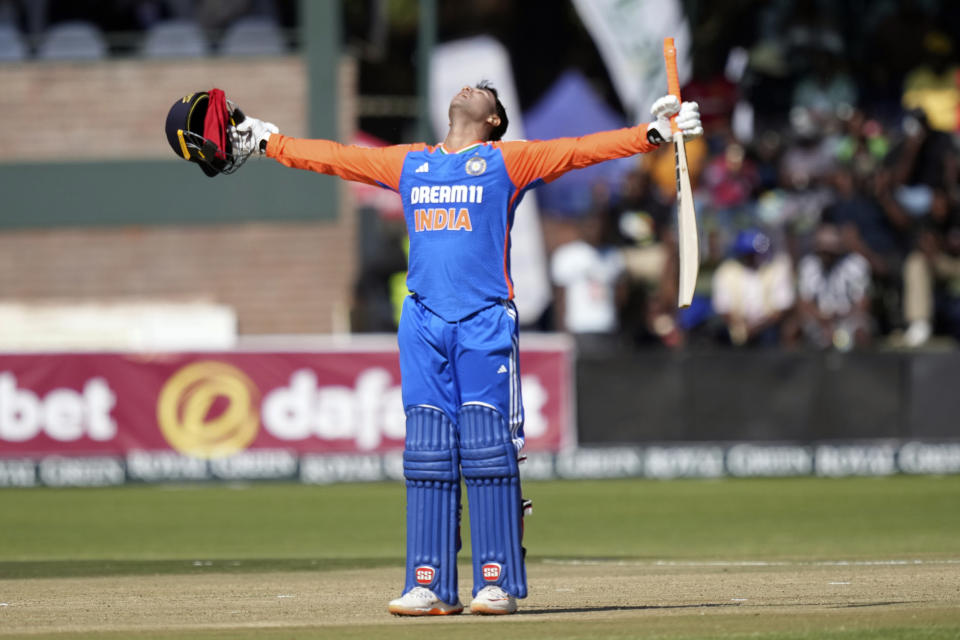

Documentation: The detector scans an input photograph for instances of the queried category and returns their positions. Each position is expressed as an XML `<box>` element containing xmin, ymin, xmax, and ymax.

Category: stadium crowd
<box><xmin>548</xmin><ymin>9</ymin><xmax>960</xmax><ymax>352</ymax></box>
<box><xmin>3</xmin><ymin>0</ymin><xmax>958</xmax><ymax>352</ymax></box>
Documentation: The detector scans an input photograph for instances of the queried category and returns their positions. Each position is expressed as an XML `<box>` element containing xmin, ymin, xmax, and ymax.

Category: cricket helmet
<box><xmin>164</xmin><ymin>89</ymin><xmax>248</xmax><ymax>177</ymax></box>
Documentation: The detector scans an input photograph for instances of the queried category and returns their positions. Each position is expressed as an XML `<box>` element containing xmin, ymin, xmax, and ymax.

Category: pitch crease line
<box><xmin>541</xmin><ymin>558</ymin><xmax>960</xmax><ymax>568</ymax></box>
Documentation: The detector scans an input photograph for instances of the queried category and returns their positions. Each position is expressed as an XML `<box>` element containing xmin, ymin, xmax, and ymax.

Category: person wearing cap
<box><xmin>711</xmin><ymin>229</ymin><xmax>796</xmax><ymax>347</ymax></box>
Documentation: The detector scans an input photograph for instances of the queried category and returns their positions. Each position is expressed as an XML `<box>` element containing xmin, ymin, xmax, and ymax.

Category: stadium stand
<box><xmin>220</xmin><ymin>15</ymin><xmax>286</xmax><ymax>56</ymax></box>
<box><xmin>37</xmin><ymin>21</ymin><xmax>107</xmax><ymax>60</ymax></box>
<box><xmin>0</xmin><ymin>21</ymin><xmax>26</xmax><ymax>61</ymax></box>
<box><xmin>141</xmin><ymin>18</ymin><xmax>210</xmax><ymax>58</ymax></box>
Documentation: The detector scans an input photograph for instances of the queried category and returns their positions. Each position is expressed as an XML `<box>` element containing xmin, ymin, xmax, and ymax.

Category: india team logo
<box><xmin>157</xmin><ymin>361</ymin><xmax>260</xmax><ymax>459</ymax></box>
<box><xmin>414</xmin><ymin>565</ymin><xmax>436</xmax><ymax>585</ymax></box>
<box><xmin>465</xmin><ymin>156</ymin><xmax>486</xmax><ymax>176</ymax></box>
<box><xmin>481</xmin><ymin>562</ymin><xmax>502</xmax><ymax>581</ymax></box>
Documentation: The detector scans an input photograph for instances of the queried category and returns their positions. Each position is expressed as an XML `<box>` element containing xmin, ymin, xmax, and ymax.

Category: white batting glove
<box><xmin>676</xmin><ymin>101</ymin><xmax>703</xmax><ymax>138</ymax></box>
<box><xmin>231</xmin><ymin>115</ymin><xmax>279</xmax><ymax>157</ymax></box>
<box><xmin>646</xmin><ymin>96</ymin><xmax>703</xmax><ymax>144</ymax></box>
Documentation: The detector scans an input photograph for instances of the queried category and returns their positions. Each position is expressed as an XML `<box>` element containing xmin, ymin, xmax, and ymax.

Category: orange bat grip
<box><xmin>663</xmin><ymin>38</ymin><xmax>681</xmax><ymax>133</ymax></box>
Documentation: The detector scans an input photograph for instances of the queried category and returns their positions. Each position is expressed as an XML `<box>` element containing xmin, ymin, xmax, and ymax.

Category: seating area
<box><xmin>0</xmin><ymin>15</ymin><xmax>288</xmax><ymax>61</ymax></box>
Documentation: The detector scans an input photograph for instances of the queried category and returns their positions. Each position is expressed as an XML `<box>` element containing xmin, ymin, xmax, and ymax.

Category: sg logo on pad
<box><xmin>482</xmin><ymin>562</ymin><xmax>502</xmax><ymax>581</ymax></box>
<box><xmin>415</xmin><ymin>565</ymin><xmax>436</xmax><ymax>585</ymax></box>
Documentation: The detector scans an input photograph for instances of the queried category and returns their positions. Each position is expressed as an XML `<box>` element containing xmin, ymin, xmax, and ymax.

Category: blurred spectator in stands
<box><xmin>751</xmin><ymin>129</ymin><xmax>784</xmax><ymax>194</ymax></box>
<box><xmin>791</xmin><ymin>44</ymin><xmax>858</xmax><ymax>127</ymax></box>
<box><xmin>711</xmin><ymin>229</ymin><xmax>796</xmax><ymax>347</ymax></box>
<box><xmin>831</xmin><ymin>108</ymin><xmax>889</xmax><ymax>178</ymax></box>
<box><xmin>901</xmin><ymin>30</ymin><xmax>960</xmax><ymax>134</ymax></box>
<box><xmin>604</xmin><ymin>168</ymin><xmax>679</xmax><ymax>347</ymax></box>
<box><xmin>863</xmin><ymin>2</ymin><xmax>935</xmax><ymax>112</ymax></box>
<box><xmin>780</xmin><ymin>107</ymin><xmax>836</xmax><ymax>194</ymax></box>
<box><xmin>550</xmin><ymin>187</ymin><xmax>626</xmax><ymax>353</ymax></box>
<box><xmin>882</xmin><ymin>105</ymin><xmax>960</xmax><ymax>345</ymax></box>
<box><xmin>350</xmin><ymin>210</ymin><xmax>408</xmax><ymax>333</ymax></box>
<box><xmin>886</xmin><ymin>108</ymin><xmax>959</xmax><ymax>210</ymax></box>
<box><xmin>797</xmin><ymin>222</ymin><xmax>873</xmax><ymax>350</ymax></box>
<box><xmin>901</xmin><ymin>190</ymin><xmax>960</xmax><ymax>347</ymax></box>
<box><xmin>773</xmin><ymin>107</ymin><xmax>836</xmax><ymax>257</ymax></box>
<box><xmin>702</xmin><ymin>139</ymin><xmax>761</xmax><ymax>234</ymax></box>
<box><xmin>642</xmin><ymin>134</ymin><xmax>708</xmax><ymax>208</ymax></box>
<box><xmin>821</xmin><ymin>164</ymin><xmax>906</xmax><ymax>334</ymax></box>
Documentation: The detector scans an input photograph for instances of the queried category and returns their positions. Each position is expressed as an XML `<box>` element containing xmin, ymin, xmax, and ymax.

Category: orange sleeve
<box><xmin>265</xmin><ymin>134</ymin><xmax>425</xmax><ymax>191</ymax></box>
<box><xmin>498</xmin><ymin>124</ymin><xmax>658</xmax><ymax>190</ymax></box>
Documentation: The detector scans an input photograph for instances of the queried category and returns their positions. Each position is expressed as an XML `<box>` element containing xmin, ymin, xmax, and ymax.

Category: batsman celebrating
<box><xmin>227</xmin><ymin>83</ymin><xmax>701</xmax><ymax>615</ymax></box>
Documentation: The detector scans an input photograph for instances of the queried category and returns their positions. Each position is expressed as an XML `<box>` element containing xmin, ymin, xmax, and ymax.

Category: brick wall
<box><xmin>0</xmin><ymin>222</ymin><xmax>353</xmax><ymax>334</ymax></box>
<box><xmin>0</xmin><ymin>57</ymin><xmax>308</xmax><ymax>161</ymax></box>
<box><xmin>0</xmin><ymin>57</ymin><xmax>360</xmax><ymax>337</ymax></box>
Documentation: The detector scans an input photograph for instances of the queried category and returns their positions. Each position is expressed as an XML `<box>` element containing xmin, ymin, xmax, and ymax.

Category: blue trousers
<box><xmin>397</xmin><ymin>296</ymin><xmax>528</xmax><ymax>602</ymax></box>
<box><xmin>398</xmin><ymin>296</ymin><xmax>524</xmax><ymax>441</ymax></box>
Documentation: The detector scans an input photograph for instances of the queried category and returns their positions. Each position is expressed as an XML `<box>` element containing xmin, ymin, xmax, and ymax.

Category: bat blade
<box><xmin>674</xmin><ymin>131</ymin><xmax>698</xmax><ymax>308</ymax></box>
<box><xmin>664</xmin><ymin>36</ymin><xmax>699</xmax><ymax>308</ymax></box>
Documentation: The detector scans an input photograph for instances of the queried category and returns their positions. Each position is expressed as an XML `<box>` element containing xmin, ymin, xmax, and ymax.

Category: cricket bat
<box><xmin>663</xmin><ymin>37</ymin><xmax>698</xmax><ymax>308</ymax></box>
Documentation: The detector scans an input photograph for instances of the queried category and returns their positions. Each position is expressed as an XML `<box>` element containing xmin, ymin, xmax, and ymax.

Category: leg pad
<box><xmin>459</xmin><ymin>403</ymin><xmax>528</xmax><ymax>599</ymax></box>
<box><xmin>402</xmin><ymin>406</ymin><xmax>460</xmax><ymax>605</ymax></box>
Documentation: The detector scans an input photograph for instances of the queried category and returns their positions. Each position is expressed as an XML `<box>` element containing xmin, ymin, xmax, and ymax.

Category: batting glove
<box><xmin>646</xmin><ymin>96</ymin><xmax>703</xmax><ymax>144</ymax></box>
<box><xmin>231</xmin><ymin>115</ymin><xmax>279</xmax><ymax>157</ymax></box>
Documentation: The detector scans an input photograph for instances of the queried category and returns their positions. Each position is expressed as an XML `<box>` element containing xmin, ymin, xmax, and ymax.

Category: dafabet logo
<box><xmin>156</xmin><ymin>361</ymin><xmax>260</xmax><ymax>459</ymax></box>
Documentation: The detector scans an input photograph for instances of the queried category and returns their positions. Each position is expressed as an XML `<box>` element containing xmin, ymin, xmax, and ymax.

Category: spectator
<box><xmin>901</xmin><ymin>191</ymin><xmax>960</xmax><ymax>347</ymax></box>
<box><xmin>901</xmin><ymin>30</ymin><xmax>960</xmax><ymax>133</ymax></box>
<box><xmin>831</xmin><ymin>108</ymin><xmax>889</xmax><ymax>177</ymax></box>
<box><xmin>821</xmin><ymin>164</ymin><xmax>907</xmax><ymax>333</ymax></box>
<box><xmin>780</xmin><ymin>107</ymin><xmax>836</xmax><ymax>193</ymax></box>
<box><xmin>886</xmin><ymin>108</ymin><xmax>959</xmax><ymax>210</ymax></box>
<box><xmin>550</xmin><ymin>195</ymin><xmax>626</xmax><ymax>352</ymax></box>
<box><xmin>791</xmin><ymin>47</ymin><xmax>858</xmax><ymax>126</ymax></box>
<box><xmin>641</xmin><ymin>133</ymin><xmax>708</xmax><ymax>208</ymax></box>
<box><xmin>604</xmin><ymin>169</ymin><xmax>678</xmax><ymax>346</ymax></box>
<box><xmin>776</xmin><ymin>107</ymin><xmax>836</xmax><ymax>247</ymax></box>
<box><xmin>702</xmin><ymin>140</ymin><xmax>761</xmax><ymax>233</ymax></box>
<box><xmin>797</xmin><ymin>222</ymin><xmax>873</xmax><ymax>350</ymax></box>
<box><xmin>711</xmin><ymin>229</ymin><xmax>796</xmax><ymax>347</ymax></box>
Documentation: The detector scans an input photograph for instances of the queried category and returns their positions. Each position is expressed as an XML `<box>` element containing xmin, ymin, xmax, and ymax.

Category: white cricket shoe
<box><xmin>388</xmin><ymin>587</ymin><xmax>463</xmax><ymax>616</ymax></box>
<box><xmin>469</xmin><ymin>585</ymin><xmax>517</xmax><ymax>615</ymax></box>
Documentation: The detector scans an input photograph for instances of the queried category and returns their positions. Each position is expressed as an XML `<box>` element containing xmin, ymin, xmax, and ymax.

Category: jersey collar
<box><xmin>437</xmin><ymin>141</ymin><xmax>485</xmax><ymax>155</ymax></box>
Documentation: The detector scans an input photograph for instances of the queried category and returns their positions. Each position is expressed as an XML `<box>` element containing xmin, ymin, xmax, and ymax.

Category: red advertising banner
<box><xmin>0</xmin><ymin>336</ymin><xmax>574</xmax><ymax>486</ymax></box>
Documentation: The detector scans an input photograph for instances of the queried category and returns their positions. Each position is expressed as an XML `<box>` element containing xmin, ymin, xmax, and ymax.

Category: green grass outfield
<box><xmin>1</xmin><ymin>475</ymin><xmax>959</xmax><ymax>638</ymax></box>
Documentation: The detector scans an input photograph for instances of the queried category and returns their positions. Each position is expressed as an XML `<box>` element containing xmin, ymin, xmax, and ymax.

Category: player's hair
<box><xmin>476</xmin><ymin>80</ymin><xmax>508</xmax><ymax>141</ymax></box>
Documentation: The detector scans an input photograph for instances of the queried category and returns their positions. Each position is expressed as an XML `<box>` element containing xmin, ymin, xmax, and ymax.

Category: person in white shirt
<box><xmin>551</xmin><ymin>207</ymin><xmax>625</xmax><ymax>341</ymax></box>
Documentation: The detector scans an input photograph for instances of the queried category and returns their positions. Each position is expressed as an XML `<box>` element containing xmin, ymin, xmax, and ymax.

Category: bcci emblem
<box><xmin>466</xmin><ymin>156</ymin><xmax>486</xmax><ymax>176</ymax></box>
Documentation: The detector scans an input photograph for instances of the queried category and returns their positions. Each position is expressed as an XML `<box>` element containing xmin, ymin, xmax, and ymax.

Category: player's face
<box><xmin>450</xmin><ymin>85</ymin><xmax>497</xmax><ymax>123</ymax></box>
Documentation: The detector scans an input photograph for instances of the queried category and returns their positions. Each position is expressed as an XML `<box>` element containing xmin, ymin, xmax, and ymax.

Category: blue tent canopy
<box><xmin>523</xmin><ymin>69</ymin><xmax>634</xmax><ymax>216</ymax></box>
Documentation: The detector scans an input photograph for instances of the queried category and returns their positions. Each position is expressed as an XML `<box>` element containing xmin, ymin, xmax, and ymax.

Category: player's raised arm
<box><xmin>232</xmin><ymin>114</ymin><xmax>419</xmax><ymax>192</ymax></box>
<box><xmin>499</xmin><ymin>97</ymin><xmax>702</xmax><ymax>190</ymax></box>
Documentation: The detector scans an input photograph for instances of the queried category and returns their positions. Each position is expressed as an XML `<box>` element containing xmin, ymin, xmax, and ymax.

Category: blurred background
<box><xmin>2</xmin><ymin>0</ymin><xmax>959</xmax><ymax>349</ymax></box>
<box><xmin>1</xmin><ymin>0</ymin><xmax>959</xmax><ymax>485</ymax></box>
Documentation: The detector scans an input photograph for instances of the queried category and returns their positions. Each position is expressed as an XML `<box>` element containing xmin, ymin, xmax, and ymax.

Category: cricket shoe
<box><xmin>469</xmin><ymin>585</ymin><xmax>517</xmax><ymax>615</ymax></box>
<box><xmin>388</xmin><ymin>587</ymin><xmax>463</xmax><ymax>616</ymax></box>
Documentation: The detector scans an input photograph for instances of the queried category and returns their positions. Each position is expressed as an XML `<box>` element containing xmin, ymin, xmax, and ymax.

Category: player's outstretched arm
<box><xmin>500</xmin><ymin>97</ymin><xmax>702</xmax><ymax>190</ymax></box>
<box><xmin>230</xmin><ymin>114</ymin><xmax>418</xmax><ymax>191</ymax></box>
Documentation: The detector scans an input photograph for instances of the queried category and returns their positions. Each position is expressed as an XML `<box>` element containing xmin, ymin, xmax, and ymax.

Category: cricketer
<box><xmin>230</xmin><ymin>82</ymin><xmax>702</xmax><ymax>615</ymax></box>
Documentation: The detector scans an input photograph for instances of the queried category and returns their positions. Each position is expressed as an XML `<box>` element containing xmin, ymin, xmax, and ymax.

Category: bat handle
<box><xmin>663</xmin><ymin>37</ymin><xmax>681</xmax><ymax>135</ymax></box>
